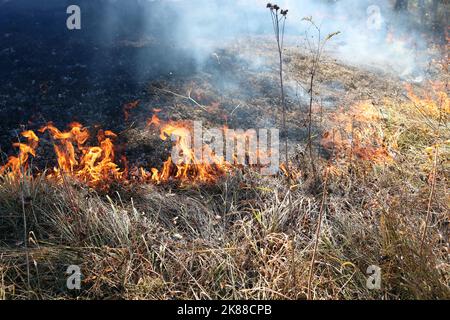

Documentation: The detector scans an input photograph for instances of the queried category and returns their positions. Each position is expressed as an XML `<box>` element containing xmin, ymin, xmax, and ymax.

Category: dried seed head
<box><xmin>273</xmin><ymin>5</ymin><xmax>280</xmax><ymax>11</ymax></box>
<box><xmin>266</xmin><ymin>3</ymin><xmax>273</xmax><ymax>9</ymax></box>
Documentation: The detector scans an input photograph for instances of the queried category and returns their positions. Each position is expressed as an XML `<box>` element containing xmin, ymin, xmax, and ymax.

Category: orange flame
<box><xmin>0</xmin><ymin>130</ymin><xmax>39</xmax><ymax>178</ymax></box>
<box><xmin>405</xmin><ymin>81</ymin><xmax>450</xmax><ymax>119</ymax></box>
<box><xmin>123</xmin><ymin>100</ymin><xmax>140</xmax><ymax>121</ymax></box>
<box><xmin>1</xmin><ymin>112</ymin><xmax>283</xmax><ymax>188</ymax></box>
<box><xmin>40</xmin><ymin>124</ymin><xmax>123</xmax><ymax>188</ymax></box>
<box><xmin>143</xmin><ymin>115</ymin><xmax>231</xmax><ymax>184</ymax></box>
<box><xmin>321</xmin><ymin>101</ymin><xmax>393</xmax><ymax>163</ymax></box>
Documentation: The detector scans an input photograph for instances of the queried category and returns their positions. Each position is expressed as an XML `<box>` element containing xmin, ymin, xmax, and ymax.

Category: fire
<box><xmin>0</xmin><ymin>117</ymin><xmax>263</xmax><ymax>188</ymax></box>
<box><xmin>0</xmin><ymin>130</ymin><xmax>39</xmax><ymax>178</ymax></box>
<box><xmin>1</xmin><ymin>112</ymin><xmax>282</xmax><ymax>189</ymax></box>
<box><xmin>321</xmin><ymin>101</ymin><xmax>393</xmax><ymax>163</ymax></box>
<box><xmin>39</xmin><ymin>122</ymin><xmax>89</xmax><ymax>173</ymax></box>
<box><xmin>0</xmin><ymin>123</ymin><xmax>123</xmax><ymax>189</ymax></box>
<box><xmin>279</xmin><ymin>162</ymin><xmax>301</xmax><ymax>181</ymax></box>
<box><xmin>143</xmin><ymin>115</ymin><xmax>231</xmax><ymax>184</ymax></box>
<box><xmin>40</xmin><ymin>123</ymin><xmax>123</xmax><ymax>188</ymax></box>
<box><xmin>321</xmin><ymin>81</ymin><xmax>449</xmax><ymax>165</ymax></box>
<box><xmin>123</xmin><ymin>100</ymin><xmax>140</xmax><ymax>121</ymax></box>
<box><xmin>405</xmin><ymin>81</ymin><xmax>450</xmax><ymax>120</ymax></box>
<box><xmin>146</xmin><ymin>108</ymin><xmax>162</xmax><ymax>127</ymax></box>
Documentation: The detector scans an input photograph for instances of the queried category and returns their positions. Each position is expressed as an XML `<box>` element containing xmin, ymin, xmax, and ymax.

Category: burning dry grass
<box><xmin>0</xmin><ymin>154</ymin><xmax>447</xmax><ymax>299</ymax></box>
<box><xmin>0</xmin><ymin>48</ymin><xmax>449</xmax><ymax>300</ymax></box>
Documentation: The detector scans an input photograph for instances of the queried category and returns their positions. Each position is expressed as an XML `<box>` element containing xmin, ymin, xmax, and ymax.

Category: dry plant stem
<box><xmin>307</xmin><ymin>167</ymin><xmax>329</xmax><ymax>300</ymax></box>
<box><xmin>269</xmin><ymin>6</ymin><xmax>289</xmax><ymax>179</ymax></box>
<box><xmin>279</xmin><ymin>44</ymin><xmax>288</xmax><ymax>177</ymax></box>
<box><xmin>307</xmin><ymin>72</ymin><xmax>315</xmax><ymax>173</ymax></box>
<box><xmin>20</xmin><ymin>181</ymin><xmax>31</xmax><ymax>289</ymax></box>
<box><xmin>155</xmin><ymin>87</ymin><xmax>209</xmax><ymax>113</ymax></box>
<box><xmin>301</xmin><ymin>19</ymin><xmax>339</xmax><ymax>175</ymax></box>
<box><xmin>420</xmin><ymin>145</ymin><xmax>439</xmax><ymax>255</ymax></box>
<box><xmin>350</xmin><ymin>118</ymin><xmax>355</xmax><ymax>168</ymax></box>
<box><xmin>16</xmin><ymin>131</ymin><xmax>31</xmax><ymax>289</ymax></box>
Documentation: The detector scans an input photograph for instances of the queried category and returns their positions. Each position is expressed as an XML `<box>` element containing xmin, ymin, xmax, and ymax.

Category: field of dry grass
<box><xmin>1</xmin><ymin>0</ymin><xmax>450</xmax><ymax>302</ymax></box>
<box><xmin>0</xmin><ymin>46</ymin><xmax>448</xmax><ymax>299</ymax></box>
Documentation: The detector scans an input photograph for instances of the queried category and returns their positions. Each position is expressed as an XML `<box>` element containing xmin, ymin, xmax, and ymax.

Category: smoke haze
<box><xmin>99</xmin><ymin>0</ymin><xmax>427</xmax><ymax>77</ymax></box>
<box><xmin>0</xmin><ymin>0</ymin><xmax>431</xmax><ymax>78</ymax></box>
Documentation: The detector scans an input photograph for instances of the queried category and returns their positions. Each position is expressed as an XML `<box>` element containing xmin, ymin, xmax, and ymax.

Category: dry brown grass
<box><xmin>0</xmin><ymin>48</ymin><xmax>448</xmax><ymax>300</ymax></box>
<box><xmin>0</xmin><ymin>123</ymin><xmax>448</xmax><ymax>300</ymax></box>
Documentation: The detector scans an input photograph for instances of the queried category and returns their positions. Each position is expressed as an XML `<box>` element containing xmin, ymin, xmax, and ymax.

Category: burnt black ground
<box><xmin>0</xmin><ymin>0</ymin><xmax>436</xmax><ymax>170</ymax></box>
<box><xmin>0</xmin><ymin>1</ymin><xmax>279</xmax><ymax>163</ymax></box>
<box><xmin>0</xmin><ymin>0</ymin><xmax>289</xmax><ymax>172</ymax></box>
<box><xmin>0</xmin><ymin>1</ymin><xmax>198</xmax><ymax>153</ymax></box>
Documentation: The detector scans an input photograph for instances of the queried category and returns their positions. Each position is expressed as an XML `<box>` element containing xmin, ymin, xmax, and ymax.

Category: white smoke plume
<box><xmin>103</xmin><ymin>0</ymin><xmax>428</xmax><ymax>78</ymax></box>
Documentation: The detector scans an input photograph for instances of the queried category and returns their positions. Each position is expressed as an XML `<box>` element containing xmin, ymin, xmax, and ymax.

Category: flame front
<box><xmin>0</xmin><ymin>116</ymin><xmax>264</xmax><ymax>188</ymax></box>
<box><xmin>143</xmin><ymin>116</ymin><xmax>231</xmax><ymax>184</ymax></box>
<box><xmin>0</xmin><ymin>130</ymin><xmax>39</xmax><ymax>178</ymax></box>
<box><xmin>321</xmin><ymin>101</ymin><xmax>393</xmax><ymax>163</ymax></box>
<box><xmin>42</xmin><ymin>124</ymin><xmax>123</xmax><ymax>188</ymax></box>
<box><xmin>2</xmin><ymin>83</ymin><xmax>445</xmax><ymax>189</ymax></box>
<box><xmin>0</xmin><ymin>122</ymin><xmax>123</xmax><ymax>189</ymax></box>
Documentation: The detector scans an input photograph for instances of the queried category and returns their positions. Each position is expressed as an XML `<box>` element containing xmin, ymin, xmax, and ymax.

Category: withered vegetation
<box><xmin>0</xmin><ymin>36</ymin><xmax>449</xmax><ymax>300</ymax></box>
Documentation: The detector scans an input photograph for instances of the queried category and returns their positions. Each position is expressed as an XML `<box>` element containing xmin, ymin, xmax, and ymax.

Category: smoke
<box><xmin>281</xmin><ymin>0</ymin><xmax>428</xmax><ymax>78</ymax></box>
<box><xmin>2</xmin><ymin>0</ymin><xmax>427</xmax><ymax>77</ymax></box>
<box><xmin>92</xmin><ymin>0</ymin><xmax>428</xmax><ymax>79</ymax></box>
